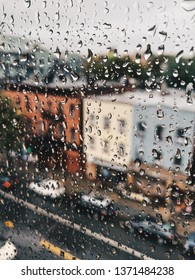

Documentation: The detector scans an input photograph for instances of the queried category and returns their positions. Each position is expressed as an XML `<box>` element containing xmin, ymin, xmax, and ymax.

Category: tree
<box><xmin>0</xmin><ymin>93</ymin><xmax>26</xmax><ymax>152</ymax></box>
<box><xmin>83</xmin><ymin>49</ymin><xmax>132</xmax><ymax>84</ymax></box>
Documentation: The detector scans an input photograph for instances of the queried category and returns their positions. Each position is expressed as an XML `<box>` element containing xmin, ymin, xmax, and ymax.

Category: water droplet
<box><xmin>159</xmin><ymin>31</ymin><xmax>167</xmax><ymax>42</ymax></box>
<box><xmin>164</xmin><ymin>251</ymin><xmax>171</xmax><ymax>259</ymax></box>
<box><xmin>139</xmin><ymin>169</ymin><xmax>145</xmax><ymax>176</ymax></box>
<box><xmin>157</xmin><ymin>45</ymin><xmax>165</xmax><ymax>55</ymax></box>
<box><xmin>176</xmin><ymin>148</ymin><xmax>181</xmax><ymax>159</ymax></box>
<box><xmin>87</xmin><ymin>49</ymin><xmax>93</xmax><ymax>63</ymax></box>
<box><xmin>134</xmin><ymin>159</ymin><xmax>141</xmax><ymax>167</ymax></box>
<box><xmin>136</xmin><ymin>68</ymin><xmax>142</xmax><ymax>76</ymax></box>
<box><xmin>103</xmin><ymin>22</ymin><xmax>112</xmax><ymax>29</ymax></box>
<box><xmin>142</xmin><ymin>200</ymin><xmax>147</xmax><ymax>207</ymax></box>
<box><xmin>122</xmin><ymin>61</ymin><xmax>129</xmax><ymax>68</ymax></box>
<box><xmin>104</xmin><ymin>8</ymin><xmax>109</xmax><ymax>14</ymax></box>
<box><xmin>96</xmin><ymin>254</ymin><xmax>101</xmax><ymax>260</ymax></box>
<box><xmin>134</xmin><ymin>1</ymin><xmax>140</xmax><ymax>11</ymax></box>
<box><xmin>24</xmin><ymin>0</ymin><xmax>31</xmax><ymax>8</ymax></box>
<box><xmin>139</xmin><ymin>150</ymin><xmax>144</xmax><ymax>156</ymax></box>
<box><xmin>138</xmin><ymin>227</ymin><xmax>143</xmax><ymax>233</ymax></box>
<box><xmin>165</xmin><ymin>136</ymin><xmax>173</xmax><ymax>145</ymax></box>
<box><xmin>111</xmin><ymin>248</ymin><xmax>117</xmax><ymax>255</ymax></box>
<box><xmin>169</xmin><ymin>220</ymin><xmax>176</xmax><ymax>228</ymax></box>
<box><xmin>189</xmin><ymin>46</ymin><xmax>194</xmax><ymax>56</ymax></box>
<box><xmin>0</xmin><ymin>42</ymin><xmax>5</xmax><ymax>50</ymax></box>
<box><xmin>181</xmin><ymin>0</ymin><xmax>195</xmax><ymax>11</ymax></box>
<box><xmin>54</xmin><ymin>47</ymin><xmax>61</xmax><ymax>58</ymax></box>
<box><xmin>136</xmin><ymin>44</ymin><xmax>142</xmax><ymax>50</ymax></box>
<box><xmin>144</xmin><ymin>44</ymin><xmax>152</xmax><ymax>60</ymax></box>
<box><xmin>135</xmin><ymin>53</ymin><xmax>141</xmax><ymax>63</ymax></box>
<box><xmin>108</xmin><ymin>113</ymin><xmax>112</xmax><ymax>119</ymax></box>
<box><xmin>173</xmin><ymin>69</ymin><xmax>179</xmax><ymax>77</ymax></box>
<box><xmin>148</xmin><ymin>25</ymin><xmax>157</xmax><ymax>37</ymax></box>
<box><xmin>150</xmin><ymin>245</ymin><xmax>155</xmax><ymax>252</ymax></box>
<box><xmin>157</xmin><ymin>109</ymin><xmax>164</xmax><ymax>119</ymax></box>
<box><xmin>70</xmin><ymin>71</ymin><xmax>80</xmax><ymax>81</ymax></box>
<box><xmin>78</xmin><ymin>40</ymin><xmax>83</xmax><ymax>48</ymax></box>
<box><xmin>175</xmin><ymin>50</ymin><xmax>184</xmax><ymax>63</ymax></box>
<box><xmin>156</xmin><ymin>213</ymin><xmax>163</xmax><ymax>225</ymax></box>
<box><xmin>186</xmin><ymin>82</ymin><xmax>194</xmax><ymax>95</ymax></box>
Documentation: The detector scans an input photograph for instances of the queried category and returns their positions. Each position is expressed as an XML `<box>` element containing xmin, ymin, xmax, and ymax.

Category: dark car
<box><xmin>75</xmin><ymin>191</ymin><xmax>116</xmax><ymax>220</ymax></box>
<box><xmin>183</xmin><ymin>232</ymin><xmax>195</xmax><ymax>256</ymax></box>
<box><xmin>124</xmin><ymin>214</ymin><xmax>178</xmax><ymax>244</ymax></box>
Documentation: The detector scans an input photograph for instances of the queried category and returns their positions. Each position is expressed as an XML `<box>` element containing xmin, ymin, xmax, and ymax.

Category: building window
<box><xmin>16</xmin><ymin>96</ymin><xmax>21</xmax><ymax>105</ymax></box>
<box><xmin>47</xmin><ymin>100</ymin><xmax>52</xmax><ymax>111</ymax></box>
<box><xmin>89</xmin><ymin>114</ymin><xmax>95</xmax><ymax>126</ymax></box>
<box><xmin>155</xmin><ymin>125</ymin><xmax>164</xmax><ymax>141</ymax></box>
<box><xmin>103</xmin><ymin>140</ymin><xmax>109</xmax><ymax>153</ymax></box>
<box><xmin>118</xmin><ymin>119</ymin><xmax>126</xmax><ymax>134</ymax></box>
<box><xmin>177</xmin><ymin>128</ymin><xmax>185</xmax><ymax>137</ymax></box>
<box><xmin>174</xmin><ymin>148</ymin><xmax>182</xmax><ymax>165</ymax></box>
<box><xmin>70</xmin><ymin>128</ymin><xmax>75</xmax><ymax>142</ymax></box>
<box><xmin>104</xmin><ymin>117</ymin><xmax>111</xmax><ymax>129</ymax></box>
<box><xmin>69</xmin><ymin>104</ymin><xmax>75</xmax><ymax>117</ymax></box>
<box><xmin>152</xmin><ymin>149</ymin><xmax>162</xmax><ymax>160</ymax></box>
<box><xmin>25</xmin><ymin>96</ymin><xmax>31</xmax><ymax>111</ymax></box>
<box><xmin>176</xmin><ymin>128</ymin><xmax>186</xmax><ymax>144</ymax></box>
<box><xmin>59</xmin><ymin>123</ymin><xmax>64</xmax><ymax>139</ymax></box>
<box><xmin>118</xmin><ymin>143</ymin><xmax>125</xmax><ymax>156</ymax></box>
<box><xmin>58</xmin><ymin>102</ymin><xmax>64</xmax><ymax>117</ymax></box>
<box><xmin>137</xmin><ymin>122</ymin><xmax>146</xmax><ymax>137</ymax></box>
<box><xmin>37</xmin><ymin>120</ymin><xmax>45</xmax><ymax>135</ymax></box>
<box><xmin>89</xmin><ymin>136</ymin><xmax>95</xmax><ymax>149</ymax></box>
<box><xmin>174</xmin><ymin>155</ymin><xmax>182</xmax><ymax>165</ymax></box>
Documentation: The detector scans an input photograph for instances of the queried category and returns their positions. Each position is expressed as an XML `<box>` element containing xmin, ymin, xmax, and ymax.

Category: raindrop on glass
<box><xmin>181</xmin><ymin>0</ymin><xmax>195</xmax><ymax>11</ymax></box>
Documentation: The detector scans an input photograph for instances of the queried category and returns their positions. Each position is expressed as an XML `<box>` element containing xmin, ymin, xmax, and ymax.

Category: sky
<box><xmin>0</xmin><ymin>0</ymin><xmax>195</xmax><ymax>58</ymax></box>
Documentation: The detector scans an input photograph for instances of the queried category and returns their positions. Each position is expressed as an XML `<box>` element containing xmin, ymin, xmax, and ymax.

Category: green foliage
<box><xmin>83</xmin><ymin>49</ymin><xmax>132</xmax><ymax>82</ymax></box>
<box><xmin>82</xmin><ymin>49</ymin><xmax>195</xmax><ymax>91</ymax></box>
<box><xmin>0</xmin><ymin>93</ymin><xmax>26</xmax><ymax>151</ymax></box>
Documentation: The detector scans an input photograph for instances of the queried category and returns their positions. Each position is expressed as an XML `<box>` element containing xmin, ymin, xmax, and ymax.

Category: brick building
<box><xmin>2</xmin><ymin>77</ymin><xmax>86</xmax><ymax>174</ymax></box>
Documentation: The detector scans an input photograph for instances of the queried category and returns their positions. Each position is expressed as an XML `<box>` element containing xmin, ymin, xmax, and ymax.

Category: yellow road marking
<box><xmin>4</xmin><ymin>220</ymin><xmax>14</xmax><ymax>228</ymax></box>
<box><xmin>39</xmin><ymin>239</ymin><xmax>80</xmax><ymax>260</ymax></box>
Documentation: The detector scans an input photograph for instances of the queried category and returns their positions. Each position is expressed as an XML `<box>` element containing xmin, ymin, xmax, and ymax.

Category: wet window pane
<box><xmin>0</xmin><ymin>0</ymin><xmax>195</xmax><ymax>263</ymax></box>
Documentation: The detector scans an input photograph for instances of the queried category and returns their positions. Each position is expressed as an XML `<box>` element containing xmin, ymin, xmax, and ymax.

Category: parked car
<box><xmin>22</xmin><ymin>152</ymin><xmax>38</xmax><ymax>163</ymax></box>
<box><xmin>123</xmin><ymin>214</ymin><xmax>178</xmax><ymax>244</ymax></box>
<box><xmin>28</xmin><ymin>179</ymin><xmax>65</xmax><ymax>199</ymax></box>
<box><xmin>0</xmin><ymin>236</ymin><xmax>17</xmax><ymax>260</ymax></box>
<box><xmin>8</xmin><ymin>150</ymin><xmax>20</xmax><ymax>158</ymax></box>
<box><xmin>183</xmin><ymin>232</ymin><xmax>195</xmax><ymax>256</ymax></box>
<box><xmin>8</xmin><ymin>148</ymin><xmax>38</xmax><ymax>163</ymax></box>
<box><xmin>76</xmin><ymin>190</ymin><xmax>116</xmax><ymax>219</ymax></box>
<box><xmin>115</xmin><ymin>182</ymin><xmax>151</xmax><ymax>205</ymax></box>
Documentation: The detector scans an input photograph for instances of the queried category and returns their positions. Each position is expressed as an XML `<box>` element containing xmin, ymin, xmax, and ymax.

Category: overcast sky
<box><xmin>0</xmin><ymin>0</ymin><xmax>195</xmax><ymax>57</ymax></box>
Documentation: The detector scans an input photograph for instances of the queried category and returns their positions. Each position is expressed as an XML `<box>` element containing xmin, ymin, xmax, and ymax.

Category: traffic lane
<box><xmin>1</xmin><ymin>187</ymin><xmax>186</xmax><ymax>260</ymax></box>
<box><xmin>25</xmin><ymin>195</ymin><xmax>185</xmax><ymax>260</ymax></box>
<box><xmin>0</xmin><ymin>193</ymin><xmax>186</xmax><ymax>260</ymax></box>
<box><xmin>0</xmin><ymin>198</ymin><xmax>139</xmax><ymax>260</ymax></box>
<box><xmin>37</xmin><ymin>214</ymin><xmax>184</xmax><ymax>260</ymax></box>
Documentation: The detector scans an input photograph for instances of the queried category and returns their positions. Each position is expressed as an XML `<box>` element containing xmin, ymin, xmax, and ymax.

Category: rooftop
<box><xmin>87</xmin><ymin>88</ymin><xmax>195</xmax><ymax>112</ymax></box>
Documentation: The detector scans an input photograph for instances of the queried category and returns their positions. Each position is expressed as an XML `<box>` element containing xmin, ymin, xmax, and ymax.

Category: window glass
<box><xmin>0</xmin><ymin>0</ymin><xmax>195</xmax><ymax>263</ymax></box>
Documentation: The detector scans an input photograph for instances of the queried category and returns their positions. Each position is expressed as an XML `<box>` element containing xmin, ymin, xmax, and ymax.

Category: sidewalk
<box><xmin>51</xmin><ymin>171</ymin><xmax>195</xmax><ymax>239</ymax></box>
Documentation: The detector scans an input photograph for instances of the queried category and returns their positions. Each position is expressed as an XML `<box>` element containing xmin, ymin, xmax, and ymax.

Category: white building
<box><xmin>130</xmin><ymin>90</ymin><xmax>195</xmax><ymax>174</ymax></box>
<box><xmin>83</xmin><ymin>93</ymin><xmax>134</xmax><ymax>180</ymax></box>
<box><xmin>83</xmin><ymin>89</ymin><xmax>195</xmax><ymax>192</ymax></box>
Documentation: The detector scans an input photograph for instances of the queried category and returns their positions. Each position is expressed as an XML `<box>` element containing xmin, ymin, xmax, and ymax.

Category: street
<box><xmin>0</xmin><ymin>179</ymin><xmax>188</xmax><ymax>260</ymax></box>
